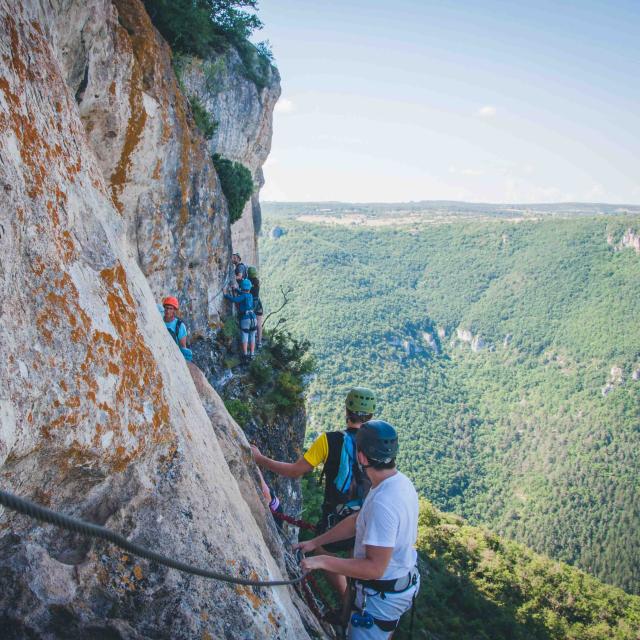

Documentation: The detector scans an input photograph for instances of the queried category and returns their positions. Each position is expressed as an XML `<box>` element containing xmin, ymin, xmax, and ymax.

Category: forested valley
<box><xmin>260</xmin><ymin>204</ymin><xmax>640</xmax><ymax>601</ymax></box>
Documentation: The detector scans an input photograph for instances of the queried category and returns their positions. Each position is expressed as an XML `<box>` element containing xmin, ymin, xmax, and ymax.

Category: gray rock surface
<box><xmin>181</xmin><ymin>48</ymin><xmax>281</xmax><ymax>267</ymax></box>
<box><xmin>53</xmin><ymin>0</ymin><xmax>232</xmax><ymax>338</ymax></box>
<box><xmin>0</xmin><ymin>1</ymin><xmax>318</xmax><ymax>637</ymax></box>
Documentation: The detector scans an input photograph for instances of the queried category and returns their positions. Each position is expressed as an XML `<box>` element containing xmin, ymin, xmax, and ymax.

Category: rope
<box><xmin>0</xmin><ymin>489</ymin><xmax>304</xmax><ymax>587</ymax></box>
<box><xmin>271</xmin><ymin>510</ymin><xmax>318</xmax><ymax>532</ymax></box>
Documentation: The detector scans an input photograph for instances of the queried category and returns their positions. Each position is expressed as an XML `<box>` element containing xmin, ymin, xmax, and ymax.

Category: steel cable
<box><xmin>0</xmin><ymin>489</ymin><xmax>305</xmax><ymax>587</ymax></box>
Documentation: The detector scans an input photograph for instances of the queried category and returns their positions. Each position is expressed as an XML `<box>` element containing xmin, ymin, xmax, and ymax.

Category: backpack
<box><xmin>166</xmin><ymin>317</ymin><xmax>184</xmax><ymax>346</ymax></box>
<box><xmin>320</xmin><ymin>430</ymin><xmax>370</xmax><ymax>529</ymax></box>
<box><xmin>238</xmin><ymin>293</ymin><xmax>257</xmax><ymax>333</ymax></box>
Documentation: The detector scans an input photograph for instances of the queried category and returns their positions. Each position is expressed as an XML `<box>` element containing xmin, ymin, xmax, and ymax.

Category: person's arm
<box><xmin>224</xmin><ymin>292</ymin><xmax>242</xmax><ymax>303</ymax></box>
<box><xmin>251</xmin><ymin>445</ymin><xmax>313</xmax><ymax>479</ymax></box>
<box><xmin>178</xmin><ymin>323</ymin><xmax>187</xmax><ymax>349</ymax></box>
<box><xmin>302</xmin><ymin>545</ymin><xmax>394</xmax><ymax>581</ymax></box>
<box><xmin>255</xmin><ymin>467</ymin><xmax>272</xmax><ymax>504</ymax></box>
<box><xmin>295</xmin><ymin>512</ymin><xmax>358</xmax><ymax>552</ymax></box>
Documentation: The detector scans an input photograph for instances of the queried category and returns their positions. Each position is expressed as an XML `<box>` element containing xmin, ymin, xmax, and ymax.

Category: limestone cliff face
<box><xmin>180</xmin><ymin>49</ymin><xmax>281</xmax><ymax>267</ymax></box>
<box><xmin>49</xmin><ymin>0</ymin><xmax>231</xmax><ymax>338</ymax></box>
<box><xmin>0</xmin><ymin>2</ymin><xmax>317</xmax><ymax>637</ymax></box>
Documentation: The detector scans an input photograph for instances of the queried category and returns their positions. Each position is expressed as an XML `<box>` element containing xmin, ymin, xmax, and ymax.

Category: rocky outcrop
<box><xmin>607</xmin><ymin>228</ymin><xmax>640</xmax><ymax>254</ymax></box>
<box><xmin>180</xmin><ymin>49</ymin><xmax>281</xmax><ymax>267</ymax></box>
<box><xmin>0</xmin><ymin>2</ymin><xmax>316</xmax><ymax>637</ymax></box>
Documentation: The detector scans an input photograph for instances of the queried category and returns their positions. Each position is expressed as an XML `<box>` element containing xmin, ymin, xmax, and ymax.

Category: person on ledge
<box><xmin>162</xmin><ymin>296</ymin><xmax>192</xmax><ymax>361</ymax></box>
<box><xmin>251</xmin><ymin>387</ymin><xmax>377</xmax><ymax>598</ymax></box>
<box><xmin>224</xmin><ymin>279</ymin><xmax>257</xmax><ymax>361</ymax></box>
<box><xmin>231</xmin><ymin>252</ymin><xmax>247</xmax><ymax>291</ymax></box>
<box><xmin>247</xmin><ymin>266</ymin><xmax>264</xmax><ymax>348</ymax></box>
<box><xmin>296</xmin><ymin>420</ymin><xmax>420</xmax><ymax>639</ymax></box>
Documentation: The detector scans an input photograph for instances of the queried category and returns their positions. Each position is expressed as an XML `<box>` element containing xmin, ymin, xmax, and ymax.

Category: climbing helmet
<box><xmin>356</xmin><ymin>420</ymin><xmax>398</xmax><ymax>463</ymax></box>
<box><xmin>345</xmin><ymin>387</ymin><xmax>376</xmax><ymax>415</ymax></box>
<box><xmin>163</xmin><ymin>296</ymin><xmax>179</xmax><ymax>310</ymax></box>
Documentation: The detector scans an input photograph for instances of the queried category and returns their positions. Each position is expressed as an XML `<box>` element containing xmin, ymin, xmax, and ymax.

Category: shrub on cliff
<box><xmin>189</xmin><ymin>94</ymin><xmax>218</xmax><ymax>139</ymax></box>
<box><xmin>212</xmin><ymin>154</ymin><xmax>254</xmax><ymax>223</ymax></box>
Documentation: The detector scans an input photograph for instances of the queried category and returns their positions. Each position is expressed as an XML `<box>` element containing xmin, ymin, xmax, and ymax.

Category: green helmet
<box><xmin>248</xmin><ymin>266</ymin><xmax>258</xmax><ymax>278</ymax></box>
<box><xmin>345</xmin><ymin>387</ymin><xmax>376</xmax><ymax>415</ymax></box>
<box><xmin>356</xmin><ymin>420</ymin><xmax>398</xmax><ymax>463</ymax></box>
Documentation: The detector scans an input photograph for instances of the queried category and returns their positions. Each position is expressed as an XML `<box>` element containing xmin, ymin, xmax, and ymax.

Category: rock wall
<box><xmin>180</xmin><ymin>48</ymin><xmax>281</xmax><ymax>267</ymax></box>
<box><xmin>49</xmin><ymin>0</ymin><xmax>231</xmax><ymax>337</ymax></box>
<box><xmin>0</xmin><ymin>1</ymin><xmax>317</xmax><ymax>637</ymax></box>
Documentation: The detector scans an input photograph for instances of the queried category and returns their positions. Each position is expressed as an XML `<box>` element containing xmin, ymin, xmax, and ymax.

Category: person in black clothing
<box><xmin>231</xmin><ymin>253</ymin><xmax>247</xmax><ymax>291</ymax></box>
<box><xmin>247</xmin><ymin>266</ymin><xmax>263</xmax><ymax>348</ymax></box>
<box><xmin>251</xmin><ymin>387</ymin><xmax>377</xmax><ymax>598</ymax></box>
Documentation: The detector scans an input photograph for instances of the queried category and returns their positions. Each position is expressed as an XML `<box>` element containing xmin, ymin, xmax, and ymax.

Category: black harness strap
<box><xmin>167</xmin><ymin>317</ymin><xmax>183</xmax><ymax>345</ymax></box>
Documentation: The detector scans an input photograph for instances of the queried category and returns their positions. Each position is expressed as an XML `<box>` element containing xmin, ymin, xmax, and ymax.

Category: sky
<box><xmin>255</xmin><ymin>0</ymin><xmax>640</xmax><ymax>204</ymax></box>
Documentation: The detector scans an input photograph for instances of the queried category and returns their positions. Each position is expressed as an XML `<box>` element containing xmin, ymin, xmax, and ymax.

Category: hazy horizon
<box><xmin>262</xmin><ymin>199</ymin><xmax>640</xmax><ymax>207</ymax></box>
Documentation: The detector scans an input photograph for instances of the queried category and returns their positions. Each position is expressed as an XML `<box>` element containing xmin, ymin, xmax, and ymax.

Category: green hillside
<box><xmin>259</xmin><ymin>210</ymin><xmax>640</xmax><ymax>595</ymax></box>
<box><xmin>400</xmin><ymin>500</ymin><xmax>640</xmax><ymax>639</ymax></box>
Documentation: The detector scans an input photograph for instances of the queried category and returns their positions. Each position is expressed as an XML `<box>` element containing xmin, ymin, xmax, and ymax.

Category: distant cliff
<box><xmin>0</xmin><ymin>1</ymin><xmax>318</xmax><ymax>637</ymax></box>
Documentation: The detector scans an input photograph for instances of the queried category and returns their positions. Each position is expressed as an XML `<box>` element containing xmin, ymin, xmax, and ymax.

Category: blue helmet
<box><xmin>239</xmin><ymin>278</ymin><xmax>252</xmax><ymax>291</ymax></box>
<box><xmin>356</xmin><ymin>420</ymin><xmax>398</xmax><ymax>463</ymax></box>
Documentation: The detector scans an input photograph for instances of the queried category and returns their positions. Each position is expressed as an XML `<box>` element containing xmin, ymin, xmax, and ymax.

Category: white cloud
<box><xmin>274</xmin><ymin>98</ymin><xmax>295</xmax><ymax>114</ymax></box>
<box><xmin>477</xmin><ymin>105</ymin><xmax>497</xmax><ymax>118</ymax></box>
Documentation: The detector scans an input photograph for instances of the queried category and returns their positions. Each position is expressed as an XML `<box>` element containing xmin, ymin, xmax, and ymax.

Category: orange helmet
<box><xmin>163</xmin><ymin>296</ymin><xmax>179</xmax><ymax>310</ymax></box>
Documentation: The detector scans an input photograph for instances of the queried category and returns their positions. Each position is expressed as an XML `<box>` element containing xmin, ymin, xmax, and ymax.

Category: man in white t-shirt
<box><xmin>296</xmin><ymin>420</ymin><xmax>420</xmax><ymax>638</ymax></box>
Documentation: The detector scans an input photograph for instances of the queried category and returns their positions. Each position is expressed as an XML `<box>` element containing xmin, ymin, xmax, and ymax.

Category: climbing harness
<box><xmin>350</xmin><ymin>569</ymin><xmax>420</xmax><ymax>635</ymax></box>
<box><xmin>0</xmin><ymin>489</ymin><xmax>304</xmax><ymax>587</ymax></box>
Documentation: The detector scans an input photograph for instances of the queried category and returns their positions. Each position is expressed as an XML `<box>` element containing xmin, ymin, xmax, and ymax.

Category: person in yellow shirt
<box><xmin>251</xmin><ymin>387</ymin><xmax>377</xmax><ymax>597</ymax></box>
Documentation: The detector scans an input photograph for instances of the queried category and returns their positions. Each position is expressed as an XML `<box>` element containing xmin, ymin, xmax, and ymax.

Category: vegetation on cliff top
<box><xmin>143</xmin><ymin>0</ymin><xmax>275</xmax><ymax>88</ymax></box>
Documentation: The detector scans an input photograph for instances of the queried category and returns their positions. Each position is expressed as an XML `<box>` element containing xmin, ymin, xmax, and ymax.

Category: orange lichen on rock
<box><xmin>99</xmin><ymin>262</ymin><xmax>173</xmax><ymax>465</ymax></box>
<box><xmin>109</xmin><ymin>59</ymin><xmax>146</xmax><ymax>213</ymax></box>
<box><xmin>235</xmin><ymin>583</ymin><xmax>263</xmax><ymax>610</ymax></box>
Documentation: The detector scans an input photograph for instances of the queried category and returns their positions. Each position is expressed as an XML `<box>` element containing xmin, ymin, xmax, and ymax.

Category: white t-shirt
<box><xmin>353</xmin><ymin>471</ymin><xmax>419</xmax><ymax>580</ymax></box>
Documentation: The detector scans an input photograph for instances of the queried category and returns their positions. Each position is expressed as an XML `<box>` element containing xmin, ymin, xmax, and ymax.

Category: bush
<box><xmin>212</xmin><ymin>154</ymin><xmax>254</xmax><ymax>223</ymax></box>
<box><xmin>189</xmin><ymin>94</ymin><xmax>218</xmax><ymax>139</ymax></box>
<box><xmin>143</xmin><ymin>0</ymin><xmax>274</xmax><ymax>89</ymax></box>
<box><xmin>224</xmin><ymin>398</ymin><xmax>252</xmax><ymax>427</ymax></box>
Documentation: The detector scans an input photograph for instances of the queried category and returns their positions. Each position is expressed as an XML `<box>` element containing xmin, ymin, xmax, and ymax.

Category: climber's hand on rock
<box><xmin>250</xmin><ymin>444</ymin><xmax>262</xmax><ymax>462</ymax></box>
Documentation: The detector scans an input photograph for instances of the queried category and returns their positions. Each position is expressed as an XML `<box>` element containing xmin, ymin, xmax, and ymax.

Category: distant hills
<box><xmin>263</xmin><ymin>200</ymin><xmax>640</xmax><ymax>220</ymax></box>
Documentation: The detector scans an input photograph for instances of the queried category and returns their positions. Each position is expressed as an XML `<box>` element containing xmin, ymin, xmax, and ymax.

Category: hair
<box><xmin>347</xmin><ymin>410</ymin><xmax>373</xmax><ymax>424</ymax></box>
<box><xmin>367</xmin><ymin>458</ymin><xmax>396</xmax><ymax>470</ymax></box>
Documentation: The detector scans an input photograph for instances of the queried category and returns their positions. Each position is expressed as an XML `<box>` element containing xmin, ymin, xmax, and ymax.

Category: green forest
<box><xmin>259</xmin><ymin>208</ymin><xmax>640</xmax><ymax>598</ymax></box>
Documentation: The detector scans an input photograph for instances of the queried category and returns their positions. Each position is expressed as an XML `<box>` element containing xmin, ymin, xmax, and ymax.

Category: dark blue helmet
<box><xmin>356</xmin><ymin>420</ymin><xmax>398</xmax><ymax>463</ymax></box>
